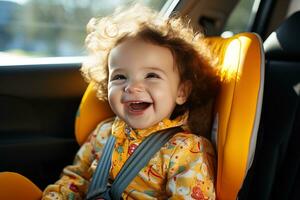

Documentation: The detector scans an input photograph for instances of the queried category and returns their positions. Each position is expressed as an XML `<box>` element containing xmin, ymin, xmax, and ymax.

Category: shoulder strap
<box><xmin>86</xmin><ymin>126</ymin><xmax>183</xmax><ymax>200</ymax></box>
<box><xmin>110</xmin><ymin>126</ymin><xmax>182</xmax><ymax>199</ymax></box>
<box><xmin>86</xmin><ymin>135</ymin><xmax>116</xmax><ymax>200</ymax></box>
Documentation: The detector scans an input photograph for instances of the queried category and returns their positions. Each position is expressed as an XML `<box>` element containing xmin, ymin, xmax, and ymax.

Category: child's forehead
<box><xmin>107</xmin><ymin>37</ymin><xmax>179</xmax><ymax>73</ymax></box>
<box><xmin>109</xmin><ymin>37</ymin><xmax>174</xmax><ymax>64</ymax></box>
<box><xmin>111</xmin><ymin>36</ymin><xmax>164</xmax><ymax>52</ymax></box>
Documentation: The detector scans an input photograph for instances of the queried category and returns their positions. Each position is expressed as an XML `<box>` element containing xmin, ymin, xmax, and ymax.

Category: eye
<box><xmin>111</xmin><ymin>74</ymin><xmax>126</xmax><ymax>81</ymax></box>
<box><xmin>146</xmin><ymin>72</ymin><xmax>160</xmax><ymax>79</ymax></box>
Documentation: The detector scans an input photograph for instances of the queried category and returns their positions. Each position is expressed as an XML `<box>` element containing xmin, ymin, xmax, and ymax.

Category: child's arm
<box><xmin>42</xmin><ymin>119</ymin><xmax>113</xmax><ymax>200</ymax></box>
<box><xmin>166</xmin><ymin>134</ymin><xmax>216</xmax><ymax>200</ymax></box>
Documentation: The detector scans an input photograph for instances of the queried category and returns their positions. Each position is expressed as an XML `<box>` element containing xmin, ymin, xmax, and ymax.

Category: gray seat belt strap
<box><xmin>110</xmin><ymin>126</ymin><xmax>182</xmax><ymax>199</ymax></box>
<box><xmin>86</xmin><ymin>135</ymin><xmax>116</xmax><ymax>200</ymax></box>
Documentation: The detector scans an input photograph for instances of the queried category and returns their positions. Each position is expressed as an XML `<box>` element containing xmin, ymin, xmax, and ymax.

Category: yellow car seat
<box><xmin>207</xmin><ymin>33</ymin><xmax>264</xmax><ymax>199</ymax></box>
<box><xmin>0</xmin><ymin>32</ymin><xmax>264</xmax><ymax>200</ymax></box>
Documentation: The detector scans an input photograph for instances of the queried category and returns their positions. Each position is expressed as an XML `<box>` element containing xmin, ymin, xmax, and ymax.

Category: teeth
<box><xmin>129</xmin><ymin>102</ymin><xmax>145</xmax><ymax>107</ymax></box>
<box><xmin>128</xmin><ymin>102</ymin><xmax>151</xmax><ymax>111</ymax></box>
<box><xmin>129</xmin><ymin>101</ymin><xmax>148</xmax><ymax>105</ymax></box>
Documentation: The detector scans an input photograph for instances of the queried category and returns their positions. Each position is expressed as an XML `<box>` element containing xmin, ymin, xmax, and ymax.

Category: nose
<box><xmin>124</xmin><ymin>81</ymin><xmax>144</xmax><ymax>93</ymax></box>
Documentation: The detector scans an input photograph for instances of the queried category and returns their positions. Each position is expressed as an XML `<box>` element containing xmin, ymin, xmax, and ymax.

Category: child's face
<box><xmin>107</xmin><ymin>37</ymin><xmax>190</xmax><ymax>129</ymax></box>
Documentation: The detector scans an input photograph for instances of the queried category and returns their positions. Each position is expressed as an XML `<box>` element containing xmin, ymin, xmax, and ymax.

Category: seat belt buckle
<box><xmin>86</xmin><ymin>186</ymin><xmax>112</xmax><ymax>200</ymax></box>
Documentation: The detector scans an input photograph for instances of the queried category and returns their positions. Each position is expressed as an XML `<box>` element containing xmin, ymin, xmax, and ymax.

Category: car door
<box><xmin>0</xmin><ymin>58</ymin><xmax>86</xmax><ymax>189</ymax></box>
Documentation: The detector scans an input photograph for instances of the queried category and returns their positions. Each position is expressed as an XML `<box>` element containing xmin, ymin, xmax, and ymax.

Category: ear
<box><xmin>176</xmin><ymin>80</ymin><xmax>192</xmax><ymax>105</ymax></box>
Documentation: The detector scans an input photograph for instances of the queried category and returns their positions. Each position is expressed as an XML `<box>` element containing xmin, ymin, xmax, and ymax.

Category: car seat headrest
<box><xmin>264</xmin><ymin>11</ymin><xmax>300</xmax><ymax>61</ymax></box>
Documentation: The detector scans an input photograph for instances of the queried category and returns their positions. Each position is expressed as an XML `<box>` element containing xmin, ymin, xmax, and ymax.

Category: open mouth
<box><xmin>127</xmin><ymin>102</ymin><xmax>152</xmax><ymax>113</ymax></box>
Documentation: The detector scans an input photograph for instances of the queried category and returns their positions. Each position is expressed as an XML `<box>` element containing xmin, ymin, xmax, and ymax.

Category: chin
<box><xmin>127</xmin><ymin>121</ymin><xmax>155</xmax><ymax>130</ymax></box>
<box><xmin>129</xmin><ymin>124</ymin><xmax>149</xmax><ymax>129</ymax></box>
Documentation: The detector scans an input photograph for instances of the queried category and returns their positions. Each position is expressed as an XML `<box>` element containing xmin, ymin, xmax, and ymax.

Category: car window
<box><xmin>0</xmin><ymin>0</ymin><xmax>168</xmax><ymax>58</ymax></box>
<box><xmin>221</xmin><ymin>0</ymin><xmax>256</xmax><ymax>37</ymax></box>
<box><xmin>287</xmin><ymin>0</ymin><xmax>300</xmax><ymax>16</ymax></box>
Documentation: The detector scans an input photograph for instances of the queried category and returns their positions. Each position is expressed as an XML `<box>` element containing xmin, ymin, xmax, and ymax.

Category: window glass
<box><xmin>287</xmin><ymin>0</ymin><xmax>300</xmax><ymax>17</ymax></box>
<box><xmin>221</xmin><ymin>0</ymin><xmax>256</xmax><ymax>37</ymax></box>
<box><xmin>0</xmin><ymin>0</ymin><xmax>168</xmax><ymax>58</ymax></box>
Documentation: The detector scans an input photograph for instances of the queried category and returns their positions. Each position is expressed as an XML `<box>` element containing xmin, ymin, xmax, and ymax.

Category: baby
<box><xmin>43</xmin><ymin>4</ymin><xmax>219</xmax><ymax>200</ymax></box>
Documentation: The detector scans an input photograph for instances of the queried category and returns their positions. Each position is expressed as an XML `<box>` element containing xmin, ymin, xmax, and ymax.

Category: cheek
<box><xmin>150</xmin><ymin>84</ymin><xmax>177</xmax><ymax>103</ymax></box>
<box><xmin>108</xmin><ymin>87</ymin><xmax>121</xmax><ymax>111</ymax></box>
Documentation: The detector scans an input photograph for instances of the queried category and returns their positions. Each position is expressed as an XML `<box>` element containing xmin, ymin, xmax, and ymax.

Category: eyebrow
<box><xmin>144</xmin><ymin>66</ymin><xmax>167</xmax><ymax>74</ymax></box>
<box><xmin>109</xmin><ymin>65</ymin><xmax>168</xmax><ymax>74</ymax></box>
<box><xmin>108</xmin><ymin>67</ymin><xmax>124</xmax><ymax>75</ymax></box>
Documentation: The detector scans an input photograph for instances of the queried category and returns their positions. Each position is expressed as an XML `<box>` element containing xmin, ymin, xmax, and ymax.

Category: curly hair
<box><xmin>81</xmin><ymin>4</ymin><xmax>220</xmax><ymax>138</ymax></box>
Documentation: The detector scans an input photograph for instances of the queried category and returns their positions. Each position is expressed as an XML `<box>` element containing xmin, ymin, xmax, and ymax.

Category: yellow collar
<box><xmin>111</xmin><ymin>112</ymin><xmax>189</xmax><ymax>140</ymax></box>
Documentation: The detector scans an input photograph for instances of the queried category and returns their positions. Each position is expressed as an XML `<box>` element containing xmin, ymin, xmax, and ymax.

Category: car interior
<box><xmin>0</xmin><ymin>0</ymin><xmax>299</xmax><ymax>199</ymax></box>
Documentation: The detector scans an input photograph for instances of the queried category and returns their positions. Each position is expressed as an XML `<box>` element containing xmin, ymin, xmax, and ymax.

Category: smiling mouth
<box><xmin>127</xmin><ymin>102</ymin><xmax>152</xmax><ymax>113</ymax></box>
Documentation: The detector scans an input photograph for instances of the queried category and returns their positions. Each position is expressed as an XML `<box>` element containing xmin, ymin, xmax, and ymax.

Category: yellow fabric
<box><xmin>0</xmin><ymin>172</ymin><xmax>42</xmax><ymax>200</ymax></box>
<box><xmin>207</xmin><ymin>33</ymin><xmax>263</xmax><ymax>200</ymax></box>
<box><xmin>43</xmin><ymin>113</ymin><xmax>216</xmax><ymax>200</ymax></box>
<box><xmin>75</xmin><ymin>82</ymin><xmax>114</xmax><ymax>145</ymax></box>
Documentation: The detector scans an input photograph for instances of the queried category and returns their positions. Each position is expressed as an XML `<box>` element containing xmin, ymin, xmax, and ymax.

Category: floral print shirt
<box><xmin>43</xmin><ymin>113</ymin><xmax>216</xmax><ymax>200</ymax></box>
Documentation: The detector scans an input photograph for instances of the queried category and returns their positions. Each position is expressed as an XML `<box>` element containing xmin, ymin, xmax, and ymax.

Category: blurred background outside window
<box><xmin>0</xmin><ymin>0</ymin><xmax>167</xmax><ymax>58</ymax></box>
